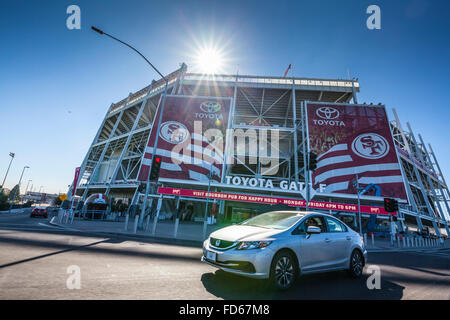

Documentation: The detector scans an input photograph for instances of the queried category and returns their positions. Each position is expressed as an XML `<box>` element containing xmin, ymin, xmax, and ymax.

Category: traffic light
<box><xmin>308</xmin><ymin>152</ymin><xmax>318</xmax><ymax>171</ymax></box>
<box><xmin>149</xmin><ymin>156</ymin><xmax>162</xmax><ymax>182</ymax></box>
<box><xmin>384</xmin><ymin>198</ymin><xmax>399</xmax><ymax>213</ymax></box>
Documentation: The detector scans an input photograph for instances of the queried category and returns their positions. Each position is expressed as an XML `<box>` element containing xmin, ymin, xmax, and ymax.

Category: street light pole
<box><xmin>25</xmin><ymin>180</ymin><xmax>32</xmax><ymax>195</ymax></box>
<box><xmin>38</xmin><ymin>186</ymin><xmax>44</xmax><ymax>206</ymax></box>
<box><xmin>91</xmin><ymin>26</ymin><xmax>169</xmax><ymax>230</ymax></box>
<box><xmin>24</xmin><ymin>179</ymin><xmax>32</xmax><ymax>202</ymax></box>
<box><xmin>9</xmin><ymin>165</ymin><xmax>29</xmax><ymax>212</ymax></box>
<box><xmin>203</xmin><ymin>162</ymin><xmax>214</xmax><ymax>240</ymax></box>
<box><xmin>1</xmin><ymin>152</ymin><xmax>15</xmax><ymax>190</ymax></box>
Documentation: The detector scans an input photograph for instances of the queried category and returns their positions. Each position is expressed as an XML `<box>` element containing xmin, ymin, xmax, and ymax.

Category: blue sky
<box><xmin>1</xmin><ymin>0</ymin><xmax>449</xmax><ymax>194</ymax></box>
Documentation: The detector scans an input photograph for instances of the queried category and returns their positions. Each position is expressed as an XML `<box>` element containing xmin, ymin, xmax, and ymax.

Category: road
<box><xmin>0</xmin><ymin>211</ymin><xmax>449</xmax><ymax>299</ymax></box>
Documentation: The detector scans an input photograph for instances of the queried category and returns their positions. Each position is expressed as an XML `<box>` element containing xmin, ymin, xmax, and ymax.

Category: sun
<box><xmin>194</xmin><ymin>47</ymin><xmax>224</xmax><ymax>74</ymax></box>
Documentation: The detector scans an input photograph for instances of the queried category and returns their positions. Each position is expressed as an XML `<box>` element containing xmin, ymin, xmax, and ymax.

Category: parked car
<box><xmin>202</xmin><ymin>211</ymin><xmax>367</xmax><ymax>290</ymax></box>
<box><xmin>30</xmin><ymin>207</ymin><xmax>48</xmax><ymax>218</ymax></box>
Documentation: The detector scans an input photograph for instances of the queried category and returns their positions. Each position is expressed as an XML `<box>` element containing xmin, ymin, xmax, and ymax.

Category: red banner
<box><xmin>157</xmin><ymin>187</ymin><xmax>396</xmax><ymax>216</ymax></box>
<box><xmin>72</xmin><ymin>167</ymin><xmax>81</xmax><ymax>196</ymax></box>
<box><xmin>138</xmin><ymin>95</ymin><xmax>231</xmax><ymax>183</ymax></box>
<box><xmin>306</xmin><ymin>103</ymin><xmax>407</xmax><ymax>201</ymax></box>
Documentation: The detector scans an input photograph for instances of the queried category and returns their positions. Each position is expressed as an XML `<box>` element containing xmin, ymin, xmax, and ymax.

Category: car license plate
<box><xmin>206</xmin><ymin>250</ymin><xmax>216</xmax><ymax>262</ymax></box>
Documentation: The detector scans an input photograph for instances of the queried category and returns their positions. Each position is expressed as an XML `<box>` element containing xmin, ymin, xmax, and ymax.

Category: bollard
<box><xmin>152</xmin><ymin>197</ymin><xmax>162</xmax><ymax>236</ymax></box>
<box><xmin>133</xmin><ymin>215</ymin><xmax>139</xmax><ymax>234</ymax></box>
<box><xmin>402</xmin><ymin>237</ymin><xmax>405</xmax><ymax>248</ymax></box>
<box><xmin>364</xmin><ymin>233</ymin><xmax>367</xmax><ymax>246</ymax></box>
<box><xmin>124</xmin><ymin>214</ymin><xmax>129</xmax><ymax>231</ymax></box>
<box><xmin>145</xmin><ymin>215</ymin><xmax>150</xmax><ymax>231</ymax></box>
<box><xmin>371</xmin><ymin>233</ymin><xmax>374</xmax><ymax>246</ymax></box>
<box><xmin>173</xmin><ymin>218</ymin><xmax>179</xmax><ymax>238</ymax></box>
<box><xmin>152</xmin><ymin>215</ymin><xmax>158</xmax><ymax>235</ymax></box>
<box><xmin>397</xmin><ymin>236</ymin><xmax>400</xmax><ymax>248</ymax></box>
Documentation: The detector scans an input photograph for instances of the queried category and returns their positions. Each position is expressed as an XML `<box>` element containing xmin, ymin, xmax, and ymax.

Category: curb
<box><xmin>48</xmin><ymin>218</ymin><xmax>203</xmax><ymax>247</ymax></box>
<box><xmin>367</xmin><ymin>247</ymin><xmax>449</xmax><ymax>253</ymax></box>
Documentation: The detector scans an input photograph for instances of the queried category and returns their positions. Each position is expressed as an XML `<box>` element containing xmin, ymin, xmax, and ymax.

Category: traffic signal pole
<box><xmin>140</xmin><ymin>82</ymin><xmax>168</xmax><ymax>229</ymax></box>
<box><xmin>356</xmin><ymin>174</ymin><xmax>362</xmax><ymax>235</ymax></box>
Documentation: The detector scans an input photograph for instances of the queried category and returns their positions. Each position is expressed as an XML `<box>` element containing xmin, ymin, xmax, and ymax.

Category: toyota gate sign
<box><xmin>306</xmin><ymin>103</ymin><xmax>407</xmax><ymax>201</ymax></box>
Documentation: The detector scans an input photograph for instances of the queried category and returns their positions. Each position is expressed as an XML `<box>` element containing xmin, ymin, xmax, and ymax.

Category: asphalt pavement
<box><xmin>0</xmin><ymin>211</ymin><xmax>448</xmax><ymax>299</ymax></box>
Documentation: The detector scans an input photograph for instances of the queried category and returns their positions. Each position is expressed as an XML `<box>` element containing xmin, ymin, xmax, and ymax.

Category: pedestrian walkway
<box><xmin>364</xmin><ymin>233</ymin><xmax>449</xmax><ymax>252</ymax></box>
<box><xmin>51</xmin><ymin>211</ymin><xmax>221</xmax><ymax>243</ymax></box>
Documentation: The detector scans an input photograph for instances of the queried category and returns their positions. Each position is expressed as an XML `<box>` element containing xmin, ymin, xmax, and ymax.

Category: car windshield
<box><xmin>240</xmin><ymin>211</ymin><xmax>304</xmax><ymax>230</ymax></box>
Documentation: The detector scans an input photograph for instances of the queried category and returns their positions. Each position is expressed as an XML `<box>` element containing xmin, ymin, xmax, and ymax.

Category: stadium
<box><xmin>69</xmin><ymin>63</ymin><xmax>450</xmax><ymax>238</ymax></box>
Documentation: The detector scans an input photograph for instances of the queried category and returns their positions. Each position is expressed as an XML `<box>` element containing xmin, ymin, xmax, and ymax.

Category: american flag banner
<box><xmin>306</xmin><ymin>103</ymin><xmax>408</xmax><ymax>201</ymax></box>
<box><xmin>137</xmin><ymin>95</ymin><xmax>231</xmax><ymax>183</ymax></box>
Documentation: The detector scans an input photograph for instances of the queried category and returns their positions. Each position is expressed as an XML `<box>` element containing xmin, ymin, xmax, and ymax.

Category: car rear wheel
<box><xmin>269</xmin><ymin>251</ymin><xmax>297</xmax><ymax>290</ymax></box>
<box><xmin>348</xmin><ymin>249</ymin><xmax>364</xmax><ymax>278</ymax></box>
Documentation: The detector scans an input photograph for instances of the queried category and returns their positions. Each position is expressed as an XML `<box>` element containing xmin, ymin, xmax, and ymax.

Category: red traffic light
<box><xmin>155</xmin><ymin>157</ymin><xmax>161</xmax><ymax>163</ymax></box>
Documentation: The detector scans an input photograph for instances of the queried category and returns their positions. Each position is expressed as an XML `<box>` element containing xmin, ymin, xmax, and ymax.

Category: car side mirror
<box><xmin>307</xmin><ymin>226</ymin><xmax>321</xmax><ymax>234</ymax></box>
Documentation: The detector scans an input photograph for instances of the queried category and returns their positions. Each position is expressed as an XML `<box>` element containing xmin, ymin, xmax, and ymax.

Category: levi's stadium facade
<box><xmin>69</xmin><ymin>63</ymin><xmax>450</xmax><ymax>237</ymax></box>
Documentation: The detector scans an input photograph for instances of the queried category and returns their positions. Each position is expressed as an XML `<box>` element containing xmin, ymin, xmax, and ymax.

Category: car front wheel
<box><xmin>269</xmin><ymin>251</ymin><xmax>297</xmax><ymax>290</ymax></box>
<box><xmin>348</xmin><ymin>249</ymin><xmax>364</xmax><ymax>278</ymax></box>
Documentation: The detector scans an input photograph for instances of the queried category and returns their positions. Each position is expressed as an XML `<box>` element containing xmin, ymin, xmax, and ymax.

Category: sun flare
<box><xmin>194</xmin><ymin>47</ymin><xmax>224</xmax><ymax>74</ymax></box>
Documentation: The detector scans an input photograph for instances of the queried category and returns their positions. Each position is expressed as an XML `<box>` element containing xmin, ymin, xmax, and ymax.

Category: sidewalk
<box><xmin>364</xmin><ymin>234</ymin><xmax>450</xmax><ymax>252</ymax></box>
<box><xmin>51</xmin><ymin>214</ymin><xmax>221</xmax><ymax>244</ymax></box>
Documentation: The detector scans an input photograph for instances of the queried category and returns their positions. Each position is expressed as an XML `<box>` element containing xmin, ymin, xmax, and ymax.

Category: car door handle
<box><xmin>325</xmin><ymin>238</ymin><xmax>331</xmax><ymax>243</ymax></box>
<box><xmin>346</xmin><ymin>236</ymin><xmax>351</xmax><ymax>241</ymax></box>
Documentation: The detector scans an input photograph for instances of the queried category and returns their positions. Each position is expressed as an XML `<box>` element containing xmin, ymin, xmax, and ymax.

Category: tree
<box><xmin>8</xmin><ymin>184</ymin><xmax>20</xmax><ymax>202</ymax></box>
<box><xmin>0</xmin><ymin>190</ymin><xmax>9</xmax><ymax>211</ymax></box>
<box><xmin>53</xmin><ymin>196</ymin><xmax>62</xmax><ymax>206</ymax></box>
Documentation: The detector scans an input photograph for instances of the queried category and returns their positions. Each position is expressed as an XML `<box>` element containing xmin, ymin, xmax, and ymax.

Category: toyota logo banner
<box><xmin>138</xmin><ymin>95</ymin><xmax>231</xmax><ymax>183</ymax></box>
<box><xmin>306</xmin><ymin>103</ymin><xmax>407</xmax><ymax>201</ymax></box>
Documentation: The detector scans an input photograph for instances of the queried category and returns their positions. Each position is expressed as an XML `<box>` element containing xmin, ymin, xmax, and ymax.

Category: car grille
<box><xmin>210</xmin><ymin>238</ymin><xmax>236</xmax><ymax>250</ymax></box>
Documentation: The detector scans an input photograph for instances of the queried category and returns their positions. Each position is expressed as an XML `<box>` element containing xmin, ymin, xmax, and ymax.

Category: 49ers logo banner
<box><xmin>306</xmin><ymin>103</ymin><xmax>407</xmax><ymax>200</ymax></box>
<box><xmin>138</xmin><ymin>95</ymin><xmax>231</xmax><ymax>183</ymax></box>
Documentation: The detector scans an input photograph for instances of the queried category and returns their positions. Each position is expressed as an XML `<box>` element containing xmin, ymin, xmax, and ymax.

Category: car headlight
<box><xmin>236</xmin><ymin>241</ymin><xmax>272</xmax><ymax>250</ymax></box>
